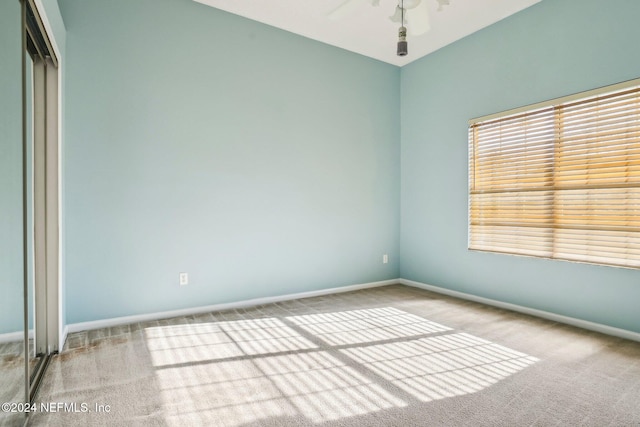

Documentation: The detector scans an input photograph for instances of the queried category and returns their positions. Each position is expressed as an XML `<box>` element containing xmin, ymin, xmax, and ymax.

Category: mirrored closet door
<box><xmin>0</xmin><ymin>2</ymin><xmax>60</xmax><ymax>424</ymax></box>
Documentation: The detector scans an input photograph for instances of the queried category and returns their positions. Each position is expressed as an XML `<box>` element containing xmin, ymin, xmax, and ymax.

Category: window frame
<box><xmin>468</xmin><ymin>77</ymin><xmax>640</xmax><ymax>269</ymax></box>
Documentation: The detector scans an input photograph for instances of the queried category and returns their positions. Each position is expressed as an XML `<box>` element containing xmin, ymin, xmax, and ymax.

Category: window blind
<box><xmin>469</xmin><ymin>80</ymin><xmax>640</xmax><ymax>268</ymax></box>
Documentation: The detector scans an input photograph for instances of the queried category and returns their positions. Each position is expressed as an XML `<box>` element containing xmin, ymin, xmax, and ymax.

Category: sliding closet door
<box><xmin>0</xmin><ymin>1</ymin><xmax>60</xmax><ymax>416</ymax></box>
<box><xmin>26</xmin><ymin>35</ymin><xmax>41</xmax><ymax>393</ymax></box>
<box><xmin>25</xmin><ymin>0</ymin><xmax>60</xmax><ymax>401</ymax></box>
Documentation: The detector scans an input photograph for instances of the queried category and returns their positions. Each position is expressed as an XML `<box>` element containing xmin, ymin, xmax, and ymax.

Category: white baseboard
<box><xmin>400</xmin><ymin>278</ymin><xmax>640</xmax><ymax>343</ymax></box>
<box><xmin>0</xmin><ymin>331</ymin><xmax>24</xmax><ymax>344</ymax></box>
<box><xmin>0</xmin><ymin>324</ymin><xmax>68</xmax><ymax>352</ymax></box>
<box><xmin>23</xmin><ymin>277</ymin><xmax>640</xmax><ymax>344</ymax></box>
<box><xmin>0</xmin><ymin>329</ymin><xmax>35</xmax><ymax>344</ymax></box>
<box><xmin>67</xmin><ymin>279</ymin><xmax>398</xmax><ymax>334</ymax></box>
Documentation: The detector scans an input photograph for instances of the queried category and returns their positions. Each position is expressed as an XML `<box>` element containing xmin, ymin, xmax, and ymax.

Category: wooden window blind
<box><xmin>469</xmin><ymin>79</ymin><xmax>640</xmax><ymax>268</ymax></box>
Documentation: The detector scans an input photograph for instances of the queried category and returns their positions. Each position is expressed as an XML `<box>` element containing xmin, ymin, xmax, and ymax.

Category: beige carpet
<box><xmin>29</xmin><ymin>285</ymin><xmax>640</xmax><ymax>426</ymax></box>
<box><xmin>0</xmin><ymin>341</ymin><xmax>25</xmax><ymax>427</ymax></box>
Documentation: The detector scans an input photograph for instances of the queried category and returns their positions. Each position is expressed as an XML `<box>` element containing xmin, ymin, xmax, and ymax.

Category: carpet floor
<box><xmin>28</xmin><ymin>284</ymin><xmax>640</xmax><ymax>426</ymax></box>
<box><xmin>0</xmin><ymin>341</ymin><xmax>26</xmax><ymax>427</ymax></box>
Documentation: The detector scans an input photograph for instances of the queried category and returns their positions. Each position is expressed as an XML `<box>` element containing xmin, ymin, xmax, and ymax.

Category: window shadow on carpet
<box><xmin>143</xmin><ymin>307</ymin><xmax>538</xmax><ymax>426</ymax></box>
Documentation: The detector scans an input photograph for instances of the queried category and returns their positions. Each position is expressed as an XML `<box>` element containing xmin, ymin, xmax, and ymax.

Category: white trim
<box><xmin>0</xmin><ymin>329</ymin><xmax>35</xmax><ymax>344</ymax></box>
<box><xmin>400</xmin><ymin>278</ymin><xmax>640</xmax><ymax>343</ymax></box>
<box><xmin>0</xmin><ymin>331</ymin><xmax>25</xmax><ymax>344</ymax></box>
<box><xmin>56</xmin><ymin>50</ymin><xmax>63</xmax><ymax>354</ymax></box>
<box><xmin>59</xmin><ymin>324</ymin><xmax>68</xmax><ymax>351</ymax></box>
<box><xmin>65</xmin><ymin>278</ymin><xmax>640</xmax><ymax>342</ymax></box>
<box><xmin>34</xmin><ymin>0</ymin><xmax>61</xmax><ymax>61</ymax></box>
<box><xmin>34</xmin><ymin>0</ymin><xmax>65</xmax><ymax>353</ymax></box>
<box><xmin>67</xmin><ymin>279</ymin><xmax>398</xmax><ymax>333</ymax></box>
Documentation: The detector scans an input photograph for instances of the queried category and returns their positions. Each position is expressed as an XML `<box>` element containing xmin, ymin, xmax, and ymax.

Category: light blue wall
<box><xmin>0</xmin><ymin>0</ymin><xmax>24</xmax><ymax>335</ymax></box>
<box><xmin>58</xmin><ymin>0</ymin><xmax>400</xmax><ymax>323</ymax></box>
<box><xmin>401</xmin><ymin>0</ymin><xmax>640</xmax><ymax>333</ymax></box>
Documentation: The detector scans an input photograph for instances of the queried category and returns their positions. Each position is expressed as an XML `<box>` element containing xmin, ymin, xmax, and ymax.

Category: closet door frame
<box><xmin>22</xmin><ymin>0</ymin><xmax>60</xmax><ymax>402</ymax></box>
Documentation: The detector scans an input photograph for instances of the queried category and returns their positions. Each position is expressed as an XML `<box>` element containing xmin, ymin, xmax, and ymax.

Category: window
<box><xmin>469</xmin><ymin>79</ymin><xmax>640</xmax><ymax>268</ymax></box>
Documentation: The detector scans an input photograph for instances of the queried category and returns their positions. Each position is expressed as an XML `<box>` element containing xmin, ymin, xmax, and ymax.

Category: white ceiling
<box><xmin>194</xmin><ymin>0</ymin><xmax>541</xmax><ymax>66</ymax></box>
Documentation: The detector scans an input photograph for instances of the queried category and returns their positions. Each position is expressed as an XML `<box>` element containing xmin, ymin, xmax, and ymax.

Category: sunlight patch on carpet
<box><xmin>341</xmin><ymin>332</ymin><xmax>539</xmax><ymax>402</ymax></box>
<box><xmin>155</xmin><ymin>351</ymin><xmax>406</xmax><ymax>425</ymax></box>
<box><xmin>144</xmin><ymin>307</ymin><xmax>537</xmax><ymax>425</ymax></box>
<box><xmin>145</xmin><ymin>318</ymin><xmax>317</xmax><ymax>367</ymax></box>
<box><xmin>285</xmin><ymin>307</ymin><xmax>452</xmax><ymax>346</ymax></box>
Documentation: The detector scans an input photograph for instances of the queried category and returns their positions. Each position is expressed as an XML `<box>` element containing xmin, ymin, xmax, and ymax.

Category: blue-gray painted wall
<box><xmin>0</xmin><ymin>0</ymin><xmax>24</xmax><ymax>334</ymax></box>
<box><xmin>400</xmin><ymin>0</ymin><xmax>640</xmax><ymax>333</ymax></box>
<box><xmin>50</xmin><ymin>0</ymin><xmax>640</xmax><ymax>333</ymax></box>
<box><xmin>58</xmin><ymin>0</ymin><xmax>401</xmax><ymax>323</ymax></box>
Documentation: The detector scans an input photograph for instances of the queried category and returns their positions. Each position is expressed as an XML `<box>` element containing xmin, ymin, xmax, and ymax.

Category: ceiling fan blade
<box><xmin>327</xmin><ymin>0</ymin><xmax>367</xmax><ymax>21</ymax></box>
<box><xmin>389</xmin><ymin>5</ymin><xmax>403</xmax><ymax>24</ymax></box>
<box><xmin>436</xmin><ymin>0</ymin><xmax>450</xmax><ymax>12</ymax></box>
<box><xmin>408</xmin><ymin>0</ymin><xmax>430</xmax><ymax>35</ymax></box>
<box><xmin>403</xmin><ymin>0</ymin><xmax>422</xmax><ymax>10</ymax></box>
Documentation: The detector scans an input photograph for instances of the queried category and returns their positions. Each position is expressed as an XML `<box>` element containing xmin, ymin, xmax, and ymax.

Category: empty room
<box><xmin>1</xmin><ymin>0</ymin><xmax>640</xmax><ymax>425</ymax></box>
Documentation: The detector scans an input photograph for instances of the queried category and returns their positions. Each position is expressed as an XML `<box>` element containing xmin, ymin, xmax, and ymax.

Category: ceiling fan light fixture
<box><xmin>396</xmin><ymin>0</ymin><xmax>407</xmax><ymax>56</ymax></box>
<box><xmin>397</xmin><ymin>26</ymin><xmax>408</xmax><ymax>56</ymax></box>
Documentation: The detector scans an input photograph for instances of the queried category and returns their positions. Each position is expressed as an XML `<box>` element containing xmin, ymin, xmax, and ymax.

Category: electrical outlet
<box><xmin>179</xmin><ymin>272</ymin><xmax>189</xmax><ymax>286</ymax></box>
<box><xmin>383</xmin><ymin>254</ymin><xmax>388</xmax><ymax>264</ymax></box>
